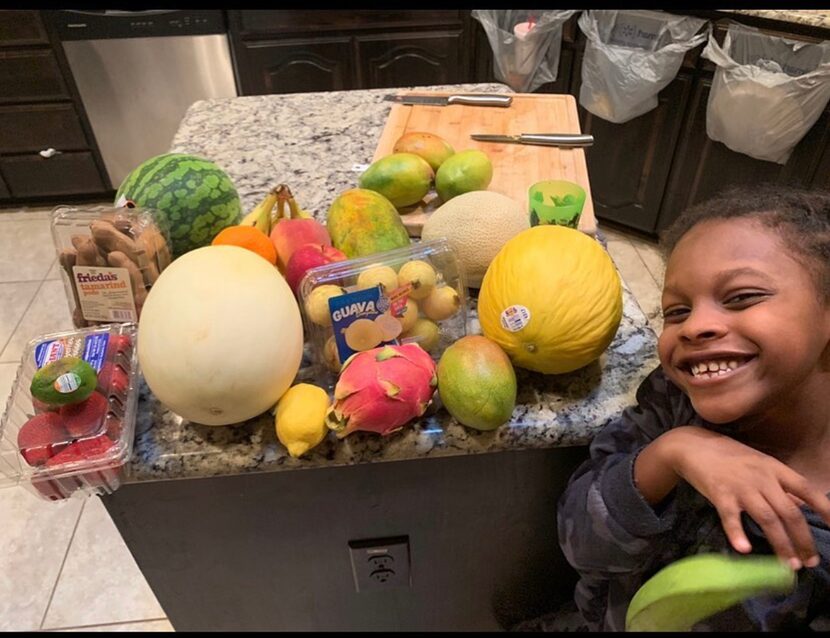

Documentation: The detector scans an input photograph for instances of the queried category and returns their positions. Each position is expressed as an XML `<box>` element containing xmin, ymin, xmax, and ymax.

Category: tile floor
<box><xmin>0</xmin><ymin>205</ymin><xmax>665</xmax><ymax>632</ymax></box>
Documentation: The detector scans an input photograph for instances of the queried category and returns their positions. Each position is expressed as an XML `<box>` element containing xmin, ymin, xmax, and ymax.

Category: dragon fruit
<box><xmin>325</xmin><ymin>344</ymin><xmax>437</xmax><ymax>438</ymax></box>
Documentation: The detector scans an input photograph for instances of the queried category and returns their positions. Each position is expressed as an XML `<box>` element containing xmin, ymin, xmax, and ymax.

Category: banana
<box><xmin>274</xmin><ymin>184</ymin><xmax>313</xmax><ymax>221</ymax></box>
<box><xmin>625</xmin><ymin>553</ymin><xmax>796</xmax><ymax>631</ymax></box>
<box><xmin>240</xmin><ymin>188</ymin><xmax>279</xmax><ymax>234</ymax></box>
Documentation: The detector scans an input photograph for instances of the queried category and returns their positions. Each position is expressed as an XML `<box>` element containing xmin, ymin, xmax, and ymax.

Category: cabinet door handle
<box><xmin>39</xmin><ymin>148</ymin><xmax>63</xmax><ymax>158</ymax></box>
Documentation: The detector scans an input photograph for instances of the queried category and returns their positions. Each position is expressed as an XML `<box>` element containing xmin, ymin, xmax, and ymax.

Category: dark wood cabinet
<box><xmin>0</xmin><ymin>10</ymin><xmax>110</xmax><ymax>204</ymax></box>
<box><xmin>656</xmin><ymin>76</ymin><xmax>830</xmax><ymax>233</ymax></box>
<box><xmin>236</xmin><ymin>37</ymin><xmax>354</xmax><ymax>95</ymax></box>
<box><xmin>576</xmin><ymin>71</ymin><xmax>695</xmax><ymax>234</ymax></box>
<box><xmin>228</xmin><ymin>10</ymin><xmax>473</xmax><ymax>95</ymax></box>
<box><xmin>356</xmin><ymin>31</ymin><xmax>464</xmax><ymax>89</ymax></box>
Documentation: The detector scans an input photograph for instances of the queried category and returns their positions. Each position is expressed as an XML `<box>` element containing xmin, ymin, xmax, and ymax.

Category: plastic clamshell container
<box><xmin>0</xmin><ymin>323</ymin><xmax>140</xmax><ymax>501</ymax></box>
<box><xmin>51</xmin><ymin>205</ymin><xmax>172</xmax><ymax>328</ymax></box>
<box><xmin>298</xmin><ymin>238</ymin><xmax>468</xmax><ymax>386</ymax></box>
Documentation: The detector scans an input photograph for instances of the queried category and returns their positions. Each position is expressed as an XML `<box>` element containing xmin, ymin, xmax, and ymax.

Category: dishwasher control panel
<box><xmin>51</xmin><ymin>10</ymin><xmax>227</xmax><ymax>40</ymax></box>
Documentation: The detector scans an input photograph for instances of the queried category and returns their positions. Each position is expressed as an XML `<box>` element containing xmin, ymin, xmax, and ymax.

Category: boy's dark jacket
<box><xmin>557</xmin><ymin>365</ymin><xmax>830</xmax><ymax>631</ymax></box>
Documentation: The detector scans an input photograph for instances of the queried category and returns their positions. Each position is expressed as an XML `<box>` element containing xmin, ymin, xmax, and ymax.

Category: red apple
<box><xmin>270</xmin><ymin>218</ymin><xmax>331</xmax><ymax>273</ymax></box>
<box><xmin>286</xmin><ymin>243</ymin><xmax>347</xmax><ymax>296</ymax></box>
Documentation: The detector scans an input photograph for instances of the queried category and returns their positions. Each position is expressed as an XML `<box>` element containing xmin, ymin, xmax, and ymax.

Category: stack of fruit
<box><xmin>3</xmin><ymin>325</ymin><xmax>139</xmax><ymax>501</ymax></box>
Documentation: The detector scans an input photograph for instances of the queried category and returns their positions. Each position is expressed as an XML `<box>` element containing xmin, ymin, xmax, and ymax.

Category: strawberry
<box><xmin>45</xmin><ymin>435</ymin><xmax>115</xmax><ymax>469</ymax></box>
<box><xmin>60</xmin><ymin>391</ymin><xmax>108</xmax><ymax>438</ymax></box>
<box><xmin>17</xmin><ymin>413</ymin><xmax>68</xmax><ymax>466</ymax></box>
<box><xmin>103</xmin><ymin>413</ymin><xmax>123</xmax><ymax>441</ymax></box>
<box><xmin>106</xmin><ymin>333</ymin><xmax>133</xmax><ymax>358</ymax></box>
<box><xmin>96</xmin><ymin>361</ymin><xmax>129</xmax><ymax>396</ymax></box>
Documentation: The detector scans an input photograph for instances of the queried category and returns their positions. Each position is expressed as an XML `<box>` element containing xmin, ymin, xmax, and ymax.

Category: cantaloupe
<box><xmin>420</xmin><ymin>191</ymin><xmax>529</xmax><ymax>288</ymax></box>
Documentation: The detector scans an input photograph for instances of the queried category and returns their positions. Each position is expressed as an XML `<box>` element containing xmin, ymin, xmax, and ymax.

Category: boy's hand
<box><xmin>664</xmin><ymin>426</ymin><xmax>830</xmax><ymax>570</ymax></box>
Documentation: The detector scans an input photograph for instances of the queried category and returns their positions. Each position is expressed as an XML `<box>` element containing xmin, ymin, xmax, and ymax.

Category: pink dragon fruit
<box><xmin>325</xmin><ymin>344</ymin><xmax>437</xmax><ymax>438</ymax></box>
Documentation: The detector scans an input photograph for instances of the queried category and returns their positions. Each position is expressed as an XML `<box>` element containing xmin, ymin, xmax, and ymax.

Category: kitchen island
<box><xmin>101</xmin><ymin>83</ymin><xmax>661</xmax><ymax>631</ymax></box>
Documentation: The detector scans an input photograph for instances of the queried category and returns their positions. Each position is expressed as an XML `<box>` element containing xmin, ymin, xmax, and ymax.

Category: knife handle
<box><xmin>447</xmin><ymin>94</ymin><xmax>513</xmax><ymax>107</ymax></box>
<box><xmin>519</xmin><ymin>133</ymin><xmax>594</xmax><ymax>147</ymax></box>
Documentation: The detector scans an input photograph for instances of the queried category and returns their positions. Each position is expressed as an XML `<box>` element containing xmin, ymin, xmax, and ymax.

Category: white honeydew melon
<box><xmin>421</xmin><ymin>190</ymin><xmax>529</xmax><ymax>288</ymax></box>
<box><xmin>137</xmin><ymin>245</ymin><xmax>304</xmax><ymax>426</ymax></box>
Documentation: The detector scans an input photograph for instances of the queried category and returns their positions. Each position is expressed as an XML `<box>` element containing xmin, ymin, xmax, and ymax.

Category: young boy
<box><xmin>557</xmin><ymin>185</ymin><xmax>830</xmax><ymax>631</ymax></box>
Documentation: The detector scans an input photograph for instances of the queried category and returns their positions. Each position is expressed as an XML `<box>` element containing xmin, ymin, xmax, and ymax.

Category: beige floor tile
<box><xmin>42</xmin><ymin>496</ymin><xmax>166</xmax><ymax>629</ymax></box>
<box><xmin>0</xmin><ymin>282</ymin><xmax>40</xmax><ymax>356</ymax></box>
<box><xmin>0</xmin><ymin>487</ymin><xmax>84</xmax><ymax>631</ymax></box>
<box><xmin>1</xmin><ymin>281</ymin><xmax>73</xmax><ymax>363</ymax></box>
<box><xmin>629</xmin><ymin>237</ymin><xmax>666</xmax><ymax>289</ymax></box>
<box><xmin>45</xmin><ymin>259</ymin><xmax>63</xmax><ymax>281</ymax></box>
<box><xmin>53</xmin><ymin>618</ymin><xmax>174</xmax><ymax>632</ymax></box>
<box><xmin>0</xmin><ymin>209</ymin><xmax>53</xmax><ymax>221</ymax></box>
<box><xmin>604</xmin><ymin>236</ymin><xmax>664</xmax><ymax>335</ymax></box>
<box><xmin>0</xmin><ymin>219</ymin><xmax>57</xmax><ymax>282</ymax></box>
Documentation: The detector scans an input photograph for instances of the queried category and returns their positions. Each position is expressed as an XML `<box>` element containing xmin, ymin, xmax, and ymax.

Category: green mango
<box><xmin>359</xmin><ymin>153</ymin><xmax>433</xmax><ymax>208</ymax></box>
<box><xmin>435</xmin><ymin>149</ymin><xmax>493</xmax><ymax>203</ymax></box>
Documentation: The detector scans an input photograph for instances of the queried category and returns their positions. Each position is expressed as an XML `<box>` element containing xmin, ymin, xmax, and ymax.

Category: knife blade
<box><xmin>471</xmin><ymin>133</ymin><xmax>594</xmax><ymax>148</ymax></box>
<box><xmin>385</xmin><ymin>94</ymin><xmax>513</xmax><ymax>107</ymax></box>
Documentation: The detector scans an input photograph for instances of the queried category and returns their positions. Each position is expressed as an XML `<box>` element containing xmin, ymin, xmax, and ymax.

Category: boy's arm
<box><xmin>558</xmin><ymin>366</ymin><xmax>685</xmax><ymax>575</ymax></box>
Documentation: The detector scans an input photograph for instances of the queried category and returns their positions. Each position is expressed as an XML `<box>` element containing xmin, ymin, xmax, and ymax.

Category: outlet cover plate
<box><xmin>348</xmin><ymin>535</ymin><xmax>411</xmax><ymax>592</ymax></box>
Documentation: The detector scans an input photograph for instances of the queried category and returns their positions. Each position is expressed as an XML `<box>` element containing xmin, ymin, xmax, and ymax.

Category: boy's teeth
<box><xmin>690</xmin><ymin>359</ymin><xmax>742</xmax><ymax>377</ymax></box>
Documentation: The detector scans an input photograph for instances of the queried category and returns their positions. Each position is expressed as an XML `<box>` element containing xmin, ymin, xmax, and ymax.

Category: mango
<box><xmin>327</xmin><ymin>188</ymin><xmax>411</xmax><ymax>258</ymax></box>
<box><xmin>359</xmin><ymin>153</ymin><xmax>434</xmax><ymax>208</ymax></box>
<box><xmin>393</xmin><ymin>132</ymin><xmax>455</xmax><ymax>172</ymax></box>
<box><xmin>436</xmin><ymin>335</ymin><xmax>516</xmax><ymax>431</ymax></box>
<box><xmin>435</xmin><ymin>149</ymin><xmax>493</xmax><ymax>203</ymax></box>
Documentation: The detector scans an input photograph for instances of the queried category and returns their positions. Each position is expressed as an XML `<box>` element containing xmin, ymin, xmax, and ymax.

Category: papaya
<box><xmin>393</xmin><ymin>132</ymin><xmax>455</xmax><ymax>172</ymax></box>
<box><xmin>327</xmin><ymin>188</ymin><xmax>411</xmax><ymax>259</ymax></box>
<box><xmin>359</xmin><ymin>153</ymin><xmax>434</xmax><ymax>208</ymax></box>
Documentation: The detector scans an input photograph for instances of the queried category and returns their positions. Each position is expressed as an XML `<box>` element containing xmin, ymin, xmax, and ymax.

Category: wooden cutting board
<box><xmin>372</xmin><ymin>92</ymin><xmax>596</xmax><ymax>237</ymax></box>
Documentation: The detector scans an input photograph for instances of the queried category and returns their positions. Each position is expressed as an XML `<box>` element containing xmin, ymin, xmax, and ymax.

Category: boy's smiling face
<box><xmin>657</xmin><ymin>217</ymin><xmax>830</xmax><ymax>425</ymax></box>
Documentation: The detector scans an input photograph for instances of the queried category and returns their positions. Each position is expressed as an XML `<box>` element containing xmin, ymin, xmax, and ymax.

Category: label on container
<box><xmin>329</xmin><ymin>285</ymin><xmax>399</xmax><ymax>364</ymax></box>
<box><xmin>500</xmin><ymin>305</ymin><xmax>531</xmax><ymax>332</ymax></box>
<box><xmin>72</xmin><ymin>266</ymin><xmax>137</xmax><ymax>323</ymax></box>
<box><xmin>34</xmin><ymin>333</ymin><xmax>110</xmax><ymax>372</ymax></box>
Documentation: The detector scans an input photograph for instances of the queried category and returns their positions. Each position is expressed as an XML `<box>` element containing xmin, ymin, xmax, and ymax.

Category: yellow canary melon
<box><xmin>477</xmin><ymin>226</ymin><xmax>622</xmax><ymax>374</ymax></box>
<box><xmin>421</xmin><ymin>191</ymin><xmax>529</xmax><ymax>288</ymax></box>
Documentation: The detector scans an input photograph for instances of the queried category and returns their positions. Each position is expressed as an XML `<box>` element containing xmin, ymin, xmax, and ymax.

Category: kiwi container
<box><xmin>0</xmin><ymin>323</ymin><xmax>140</xmax><ymax>501</ymax></box>
<box><xmin>298</xmin><ymin>238</ymin><xmax>469</xmax><ymax>387</ymax></box>
<box><xmin>50</xmin><ymin>205</ymin><xmax>172</xmax><ymax>329</ymax></box>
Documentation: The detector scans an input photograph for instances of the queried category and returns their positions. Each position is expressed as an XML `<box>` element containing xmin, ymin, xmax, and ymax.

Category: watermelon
<box><xmin>115</xmin><ymin>153</ymin><xmax>242</xmax><ymax>258</ymax></box>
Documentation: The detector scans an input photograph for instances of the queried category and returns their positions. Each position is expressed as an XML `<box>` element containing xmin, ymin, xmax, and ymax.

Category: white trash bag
<box><xmin>578</xmin><ymin>10</ymin><xmax>708</xmax><ymax>124</ymax></box>
<box><xmin>702</xmin><ymin>23</ymin><xmax>830</xmax><ymax>164</ymax></box>
<box><xmin>472</xmin><ymin>10</ymin><xmax>577</xmax><ymax>93</ymax></box>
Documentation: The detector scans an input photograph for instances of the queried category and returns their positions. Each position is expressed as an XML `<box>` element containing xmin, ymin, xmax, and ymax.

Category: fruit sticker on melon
<box><xmin>137</xmin><ymin>245</ymin><xmax>304</xmax><ymax>426</ymax></box>
<box><xmin>115</xmin><ymin>153</ymin><xmax>242</xmax><ymax>259</ymax></box>
<box><xmin>478</xmin><ymin>225</ymin><xmax>622</xmax><ymax>374</ymax></box>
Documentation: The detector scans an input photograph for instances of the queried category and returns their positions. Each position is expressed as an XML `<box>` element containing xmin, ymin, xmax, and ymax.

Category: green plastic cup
<box><xmin>528</xmin><ymin>180</ymin><xmax>586</xmax><ymax>229</ymax></box>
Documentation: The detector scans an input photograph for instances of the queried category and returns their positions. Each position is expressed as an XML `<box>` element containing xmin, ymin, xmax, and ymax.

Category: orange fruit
<box><xmin>211</xmin><ymin>226</ymin><xmax>278</xmax><ymax>265</ymax></box>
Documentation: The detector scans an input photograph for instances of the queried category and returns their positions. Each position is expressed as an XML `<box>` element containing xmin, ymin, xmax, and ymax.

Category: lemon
<box><xmin>275</xmin><ymin>383</ymin><xmax>330</xmax><ymax>458</ymax></box>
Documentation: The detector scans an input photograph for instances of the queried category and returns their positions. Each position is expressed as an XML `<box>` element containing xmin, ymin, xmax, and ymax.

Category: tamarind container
<box><xmin>50</xmin><ymin>205</ymin><xmax>172</xmax><ymax>328</ymax></box>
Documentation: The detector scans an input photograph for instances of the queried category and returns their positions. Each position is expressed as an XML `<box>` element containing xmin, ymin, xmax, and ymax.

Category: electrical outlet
<box><xmin>348</xmin><ymin>536</ymin><xmax>410</xmax><ymax>592</ymax></box>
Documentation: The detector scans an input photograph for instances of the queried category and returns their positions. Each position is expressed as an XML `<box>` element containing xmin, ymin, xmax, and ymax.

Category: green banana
<box><xmin>240</xmin><ymin>188</ymin><xmax>279</xmax><ymax>234</ymax></box>
<box><xmin>625</xmin><ymin>553</ymin><xmax>796</xmax><ymax>631</ymax></box>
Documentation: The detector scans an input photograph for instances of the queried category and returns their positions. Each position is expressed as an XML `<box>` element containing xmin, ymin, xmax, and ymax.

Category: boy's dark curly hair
<box><xmin>659</xmin><ymin>184</ymin><xmax>830</xmax><ymax>302</ymax></box>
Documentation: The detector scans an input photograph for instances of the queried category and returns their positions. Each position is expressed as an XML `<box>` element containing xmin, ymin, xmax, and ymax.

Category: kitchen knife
<box><xmin>385</xmin><ymin>94</ymin><xmax>513</xmax><ymax>107</ymax></box>
<box><xmin>471</xmin><ymin>133</ymin><xmax>594</xmax><ymax>148</ymax></box>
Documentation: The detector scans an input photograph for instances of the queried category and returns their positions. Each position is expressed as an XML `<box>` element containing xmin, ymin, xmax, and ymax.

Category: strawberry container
<box><xmin>0</xmin><ymin>323</ymin><xmax>140</xmax><ymax>501</ymax></box>
<box><xmin>298</xmin><ymin>238</ymin><xmax>469</xmax><ymax>387</ymax></box>
<box><xmin>50</xmin><ymin>205</ymin><xmax>172</xmax><ymax>328</ymax></box>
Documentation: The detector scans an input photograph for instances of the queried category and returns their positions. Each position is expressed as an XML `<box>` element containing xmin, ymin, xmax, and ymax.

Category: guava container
<box><xmin>298</xmin><ymin>238</ymin><xmax>468</xmax><ymax>386</ymax></box>
<box><xmin>50</xmin><ymin>205</ymin><xmax>172</xmax><ymax>328</ymax></box>
<box><xmin>0</xmin><ymin>323</ymin><xmax>140</xmax><ymax>501</ymax></box>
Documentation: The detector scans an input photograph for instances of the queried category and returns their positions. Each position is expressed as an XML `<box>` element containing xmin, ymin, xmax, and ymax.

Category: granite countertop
<box><xmin>124</xmin><ymin>83</ymin><xmax>661</xmax><ymax>483</ymax></box>
<box><xmin>718</xmin><ymin>9</ymin><xmax>830</xmax><ymax>31</ymax></box>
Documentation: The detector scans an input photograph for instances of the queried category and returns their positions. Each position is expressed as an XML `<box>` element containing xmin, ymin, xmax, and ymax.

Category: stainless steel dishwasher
<box><xmin>52</xmin><ymin>10</ymin><xmax>238</xmax><ymax>190</ymax></box>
